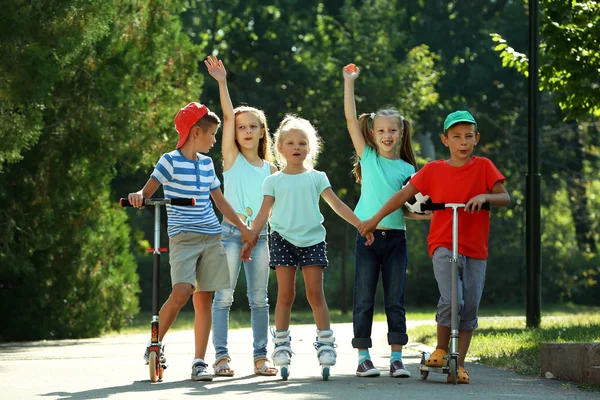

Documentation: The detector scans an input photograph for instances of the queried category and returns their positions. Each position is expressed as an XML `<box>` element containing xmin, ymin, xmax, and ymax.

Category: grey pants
<box><xmin>432</xmin><ymin>247</ymin><xmax>487</xmax><ymax>331</ymax></box>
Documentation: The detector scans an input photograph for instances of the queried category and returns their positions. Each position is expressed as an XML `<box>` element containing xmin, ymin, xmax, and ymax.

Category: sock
<box><xmin>358</xmin><ymin>349</ymin><xmax>370</xmax><ymax>364</ymax></box>
<box><xmin>192</xmin><ymin>358</ymin><xmax>205</xmax><ymax>366</ymax></box>
<box><xmin>317</xmin><ymin>329</ymin><xmax>333</xmax><ymax>339</ymax></box>
<box><xmin>391</xmin><ymin>351</ymin><xmax>402</xmax><ymax>363</ymax></box>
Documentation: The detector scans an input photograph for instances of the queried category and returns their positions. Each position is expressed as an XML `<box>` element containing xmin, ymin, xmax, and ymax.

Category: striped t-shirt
<box><xmin>151</xmin><ymin>150</ymin><xmax>221</xmax><ymax>237</ymax></box>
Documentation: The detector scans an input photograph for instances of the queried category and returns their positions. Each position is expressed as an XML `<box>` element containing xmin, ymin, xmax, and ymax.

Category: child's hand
<box><xmin>127</xmin><ymin>191</ymin><xmax>145</xmax><ymax>209</ymax></box>
<box><xmin>240</xmin><ymin>242</ymin><xmax>252</xmax><ymax>261</ymax></box>
<box><xmin>240</xmin><ymin>226</ymin><xmax>259</xmax><ymax>247</ymax></box>
<box><xmin>204</xmin><ymin>55</ymin><xmax>227</xmax><ymax>82</ymax></box>
<box><xmin>343</xmin><ymin>63</ymin><xmax>360</xmax><ymax>80</ymax></box>
<box><xmin>358</xmin><ymin>218</ymin><xmax>377</xmax><ymax>236</ymax></box>
<box><xmin>465</xmin><ymin>194</ymin><xmax>488</xmax><ymax>213</ymax></box>
<box><xmin>364</xmin><ymin>231</ymin><xmax>375</xmax><ymax>246</ymax></box>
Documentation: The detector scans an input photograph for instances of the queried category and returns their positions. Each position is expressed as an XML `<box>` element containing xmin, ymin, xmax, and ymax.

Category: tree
<box><xmin>0</xmin><ymin>0</ymin><xmax>204</xmax><ymax>340</ymax></box>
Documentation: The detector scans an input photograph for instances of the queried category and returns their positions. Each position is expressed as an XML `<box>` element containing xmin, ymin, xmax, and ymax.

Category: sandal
<box><xmin>425</xmin><ymin>348</ymin><xmax>447</xmax><ymax>367</ymax></box>
<box><xmin>213</xmin><ymin>356</ymin><xmax>235</xmax><ymax>377</ymax></box>
<box><xmin>254</xmin><ymin>359</ymin><xmax>278</xmax><ymax>376</ymax></box>
<box><xmin>447</xmin><ymin>366</ymin><xmax>470</xmax><ymax>384</ymax></box>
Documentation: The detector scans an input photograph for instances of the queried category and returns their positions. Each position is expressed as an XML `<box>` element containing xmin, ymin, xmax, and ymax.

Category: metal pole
<box><xmin>526</xmin><ymin>0</ymin><xmax>541</xmax><ymax>328</ymax></box>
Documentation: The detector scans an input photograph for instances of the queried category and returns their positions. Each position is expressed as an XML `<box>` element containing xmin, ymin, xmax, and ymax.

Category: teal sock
<box><xmin>358</xmin><ymin>349</ymin><xmax>370</xmax><ymax>364</ymax></box>
<box><xmin>391</xmin><ymin>351</ymin><xmax>402</xmax><ymax>363</ymax></box>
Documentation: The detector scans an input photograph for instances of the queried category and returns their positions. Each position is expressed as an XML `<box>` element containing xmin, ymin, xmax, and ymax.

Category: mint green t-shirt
<box><xmin>223</xmin><ymin>152</ymin><xmax>272</xmax><ymax>226</ymax></box>
<box><xmin>263</xmin><ymin>169</ymin><xmax>331</xmax><ymax>247</ymax></box>
<box><xmin>354</xmin><ymin>145</ymin><xmax>415</xmax><ymax>230</ymax></box>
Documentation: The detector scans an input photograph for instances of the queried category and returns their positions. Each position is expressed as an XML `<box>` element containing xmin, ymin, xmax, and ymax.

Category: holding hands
<box><xmin>205</xmin><ymin>55</ymin><xmax>227</xmax><ymax>82</ymax></box>
<box><xmin>343</xmin><ymin>63</ymin><xmax>360</xmax><ymax>80</ymax></box>
<box><xmin>358</xmin><ymin>218</ymin><xmax>378</xmax><ymax>237</ymax></box>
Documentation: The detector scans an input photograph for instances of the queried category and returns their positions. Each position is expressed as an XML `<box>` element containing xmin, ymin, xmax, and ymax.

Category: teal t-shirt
<box><xmin>263</xmin><ymin>169</ymin><xmax>330</xmax><ymax>247</ymax></box>
<box><xmin>223</xmin><ymin>152</ymin><xmax>272</xmax><ymax>225</ymax></box>
<box><xmin>354</xmin><ymin>145</ymin><xmax>415</xmax><ymax>229</ymax></box>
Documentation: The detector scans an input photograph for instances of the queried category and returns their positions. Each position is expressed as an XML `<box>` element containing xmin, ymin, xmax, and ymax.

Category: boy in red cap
<box><xmin>128</xmin><ymin>102</ymin><xmax>258</xmax><ymax>381</ymax></box>
<box><xmin>358</xmin><ymin>110</ymin><xmax>510</xmax><ymax>384</ymax></box>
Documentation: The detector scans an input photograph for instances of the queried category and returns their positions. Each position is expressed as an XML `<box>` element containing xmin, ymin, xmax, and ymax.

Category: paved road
<box><xmin>0</xmin><ymin>321</ymin><xmax>595</xmax><ymax>400</ymax></box>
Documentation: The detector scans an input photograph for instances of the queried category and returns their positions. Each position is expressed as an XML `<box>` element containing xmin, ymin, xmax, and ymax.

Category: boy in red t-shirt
<box><xmin>358</xmin><ymin>110</ymin><xmax>510</xmax><ymax>384</ymax></box>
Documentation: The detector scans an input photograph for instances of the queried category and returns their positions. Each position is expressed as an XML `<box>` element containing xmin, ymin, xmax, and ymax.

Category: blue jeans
<box><xmin>352</xmin><ymin>230</ymin><xmax>409</xmax><ymax>348</ymax></box>
<box><xmin>212</xmin><ymin>222</ymin><xmax>270</xmax><ymax>361</ymax></box>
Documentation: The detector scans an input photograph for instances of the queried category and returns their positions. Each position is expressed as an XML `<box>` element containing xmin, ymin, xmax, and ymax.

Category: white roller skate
<box><xmin>314</xmin><ymin>329</ymin><xmax>337</xmax><ymax>381</ymax></box>
<box><xmin>271</xmin><ymin>328</ymin><xmax>293</xmax><ymax>380</ymax></box>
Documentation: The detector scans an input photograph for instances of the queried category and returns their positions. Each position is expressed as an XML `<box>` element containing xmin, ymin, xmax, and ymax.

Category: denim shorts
<box><xmin>268</xmin><ymin>231</ymin><xmax>328</xmax><ymax>269</ymax></box>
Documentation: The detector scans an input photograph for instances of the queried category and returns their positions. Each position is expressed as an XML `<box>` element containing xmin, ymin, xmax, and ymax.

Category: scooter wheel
<box><xmin>149</xmin><ymin>351</ymin><xmax>159</xmax><ymax>382</ymax></box>
<box><xmin>420</xmin><ymin>370</ymin><xmax>429</xmax><ymax>380</ymax></box>
<box><xmin>449</xmin><ymin>358</ymin><xmax>458</xmax><ymax>385</ymax></box>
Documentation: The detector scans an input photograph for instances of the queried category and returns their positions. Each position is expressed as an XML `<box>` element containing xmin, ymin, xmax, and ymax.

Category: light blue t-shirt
<box><xmin>263</xmin><ymin>169</ymin><xmax>331</xmax><ymax>247</ymax></box>
<box><xmin>223</xmin><ymin>152</ymin><xmax>273</xmax><ymax>226</ymax></box>
<box><xmin>354</xmin><ymin>145</ymin><xmax>415</xmax><ymax>230</ymax></box>
<box><xmin>151</xmin><ymin>150</ymin><xmax>221</xmax><ymax>237</ymax></box>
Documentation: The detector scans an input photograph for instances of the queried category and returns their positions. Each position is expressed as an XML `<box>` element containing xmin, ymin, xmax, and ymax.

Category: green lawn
<box><xmin>407</xmin><ymin>306</ymin><xmax>600</xmax><ymax>392</ymax></box>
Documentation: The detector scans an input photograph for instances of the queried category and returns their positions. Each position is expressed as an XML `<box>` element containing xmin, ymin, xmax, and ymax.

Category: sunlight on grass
<box><xmin>408</xmin><ymin>310</ymin><xmax>600</xmax><ymax>377</ymax></box>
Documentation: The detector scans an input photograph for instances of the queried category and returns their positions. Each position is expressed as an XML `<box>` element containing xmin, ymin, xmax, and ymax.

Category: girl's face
<box><xmin>235</xmin><ymin>112</ymin><xmax>263</xmax><ymax>151</ymax></box>
<box><xmin>441</xmin><ymin>123</ymin><xmax>479</xmax><ymax>164</ymax></box>
<box><xmin>279</xmin><ymin>129</ymin><xmax>310</xmax><ymax>166</ymax></box>
<box><xmin>371</xmin><ymin>116</ymin><xmax>402</xmax><ymax>158</ymax></box>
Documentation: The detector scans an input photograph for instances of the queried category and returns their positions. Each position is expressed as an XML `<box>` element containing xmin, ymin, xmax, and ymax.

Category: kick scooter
<box><xmin>417</xmin><ymin>201</ymin><xmax>490</xmax><ymax>385</ymax></box>
<box><xmin>120</xmin><ymin>197</ymin><xmax>195</xmax><ymax>382</ymax></box>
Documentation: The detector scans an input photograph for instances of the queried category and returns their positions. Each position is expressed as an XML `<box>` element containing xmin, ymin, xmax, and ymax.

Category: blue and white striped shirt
<box><xmin>151</xmin><ymin>150</ymin><xmax>221</xmax><ymax>237</ymax></box>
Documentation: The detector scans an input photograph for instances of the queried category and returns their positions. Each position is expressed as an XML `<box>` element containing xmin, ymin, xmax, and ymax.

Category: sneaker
<box><xmin>390</xmin><ymin>360</ymin><xmax>411</xmax><ymax>378</ymax></box>
<box><xmin>191</xmin><ymin>361</ymin><xmax>213</xmax><ymax>381</ymax></box>
<box><xmin>356</xmin><ymin>359</ymin><xmax>380</xmax><ymax>377</ymax></box>
<box><xmin>144</xmin><ymin>343</ymin><xmax>166</xmax><ymax>365</ymax></box>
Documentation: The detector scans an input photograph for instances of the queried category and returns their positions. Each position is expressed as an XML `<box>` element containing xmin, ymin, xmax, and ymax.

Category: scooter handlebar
<box><xmin>421</xmin><ymin>202</ymin><xmax>491</xmax><ymax>212</ymax></box>
<box><xmin>119</xmin><ymin>198</ymin><xmax>196</xmax><ymax>207</ymax></box>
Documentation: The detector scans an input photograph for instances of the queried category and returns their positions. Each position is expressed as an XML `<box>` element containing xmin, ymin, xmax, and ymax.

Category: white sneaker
<box><xmin>191</xmin><ymin>361</ymin><xmax>213</xmax><ymax>381</ymax></box>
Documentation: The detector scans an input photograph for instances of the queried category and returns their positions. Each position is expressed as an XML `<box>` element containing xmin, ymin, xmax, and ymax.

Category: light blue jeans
<box><xmin>212</xmin><ymin>221</ymin><xmax>270</xmax><ymax>362</ymax></box>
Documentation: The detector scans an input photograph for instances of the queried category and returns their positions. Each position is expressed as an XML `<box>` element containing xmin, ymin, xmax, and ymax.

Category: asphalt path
<box><xmin>0</xmin><ymin>320</ymin><xmax>596</xmax><ymax>400</ymax></box>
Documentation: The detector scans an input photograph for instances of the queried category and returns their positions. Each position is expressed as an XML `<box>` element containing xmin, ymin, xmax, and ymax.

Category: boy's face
<box><xmin>235</xmin><ymin>112</ymin><xmax>264</xmax><ymax>151</ymax></box>
<box><xmin>194</xmin><ymin>124</ymin><xmax>218</xmax><ymax>153</ymax></box>
<box><xmin>441</xmin><ymin>123</ymin><xmax>479</xmax><ymax>162</ymax></box>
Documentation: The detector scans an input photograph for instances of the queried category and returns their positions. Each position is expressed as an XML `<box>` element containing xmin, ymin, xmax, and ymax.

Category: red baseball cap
<box><xmin>174</xmin><ymin>102</ymin><xmax>209</xmax><ymax>149</ymax></box>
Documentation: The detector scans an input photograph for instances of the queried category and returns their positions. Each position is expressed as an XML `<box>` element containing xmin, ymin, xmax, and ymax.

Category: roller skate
<box><xmin>314</xmin><ymin>329</ymin><xmax>337</xmax><ymax>381</ymax></box>
<box><xmin>271</xmin><ymin>328</ymin><xmax>293</xmax><ymax>381</ymax></box>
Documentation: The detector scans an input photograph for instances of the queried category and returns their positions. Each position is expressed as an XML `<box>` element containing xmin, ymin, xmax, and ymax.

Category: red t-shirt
<box><xmin>409</xmin><ymin>157</ymin><xmax>505</xmax><ymax>259</ymax></box>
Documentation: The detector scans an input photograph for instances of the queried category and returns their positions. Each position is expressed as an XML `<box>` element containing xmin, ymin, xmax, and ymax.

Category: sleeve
<box><xmin>485</xmin><ymin>158</ymin><xmax>505</xmax><ymax>190</ymax></box>
<box><xmin>316</xmin><ymin>171</ymin><xmax>331</xmax><ymax>194</ymax></box>
<box><xmin>207</xmin><ymin>157</ymin><xmax>221</xmax><ymax>191</ymax></box>
<box><xmin>409</xmin><ymin>162</ymin><xmax>431</xmax><ymax>195</ymax></box>
<box><xmin>151</xmin><ymin>154</ymin><xmax>174</xmax><ymax>185</ymax></box>
<box><xmin>359</xmin><ymin>144</ymin><xmax>374</xmax><ymax>162</ymax></box>
<box><xmin>263</xmin><ymin>175</ymin><xmax>275</xmax><ymax>197</ymax></box>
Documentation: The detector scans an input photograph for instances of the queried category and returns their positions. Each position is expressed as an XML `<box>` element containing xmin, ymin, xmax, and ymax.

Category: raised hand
<box><xmin>343</xmin><ymin>63</ymin><xmax>360</xmax><ymax>80</ymax></box>
<box><xmin>204</xmin><ymin>55</ymin><xmax>227</xmax><ymax>82</ymax></box>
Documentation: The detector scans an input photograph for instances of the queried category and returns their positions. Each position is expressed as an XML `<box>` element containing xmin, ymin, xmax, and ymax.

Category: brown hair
<box><xmin>233</xmin><ymin>106</ymin><xmax>274</xmax><ymax>163</ymax></box>
<box><xmin>352</xmin><ymin>107</ymin><xmax>416</xmax><ymax>183</ymax></box>
<box><xmin>192</xmin><ymin>110</ymin><xmax>221</xmax><ymax>132</ymax></box>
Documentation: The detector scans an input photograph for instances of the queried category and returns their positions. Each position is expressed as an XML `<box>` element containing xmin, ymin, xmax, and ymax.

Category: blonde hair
<box><xmin>273</xmin><ymin>114</ymin><xmax>322</xmax><ymax>169</ymax></box>
<box><xmin>233</xmin><ymin>106</ymin><xmax>274</xmax><ymax>163</ymax></box>
<box><xmin>352</xmin><ymin>107</ymin><xmax>416</xmax><ymax>183</ymax></box>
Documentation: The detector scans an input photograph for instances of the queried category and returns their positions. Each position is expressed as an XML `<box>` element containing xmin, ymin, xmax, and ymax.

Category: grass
<box><xmin>407</xmin><ymin>306</ymin><xmax>600</xmax><ymax>392</ymax></box>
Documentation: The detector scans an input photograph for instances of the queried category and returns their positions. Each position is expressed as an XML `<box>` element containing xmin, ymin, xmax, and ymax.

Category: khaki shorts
<box><xmin>169</xmin><ymin>231</ymin><xmax>230</xmax><ymax>292</ymax></box>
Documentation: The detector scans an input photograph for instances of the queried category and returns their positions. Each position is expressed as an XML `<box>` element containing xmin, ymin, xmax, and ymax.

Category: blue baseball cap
<box><xmin>443</xmin><ymin>110</ymin><xmax>477</xmax><ymax>132</ymax></box>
